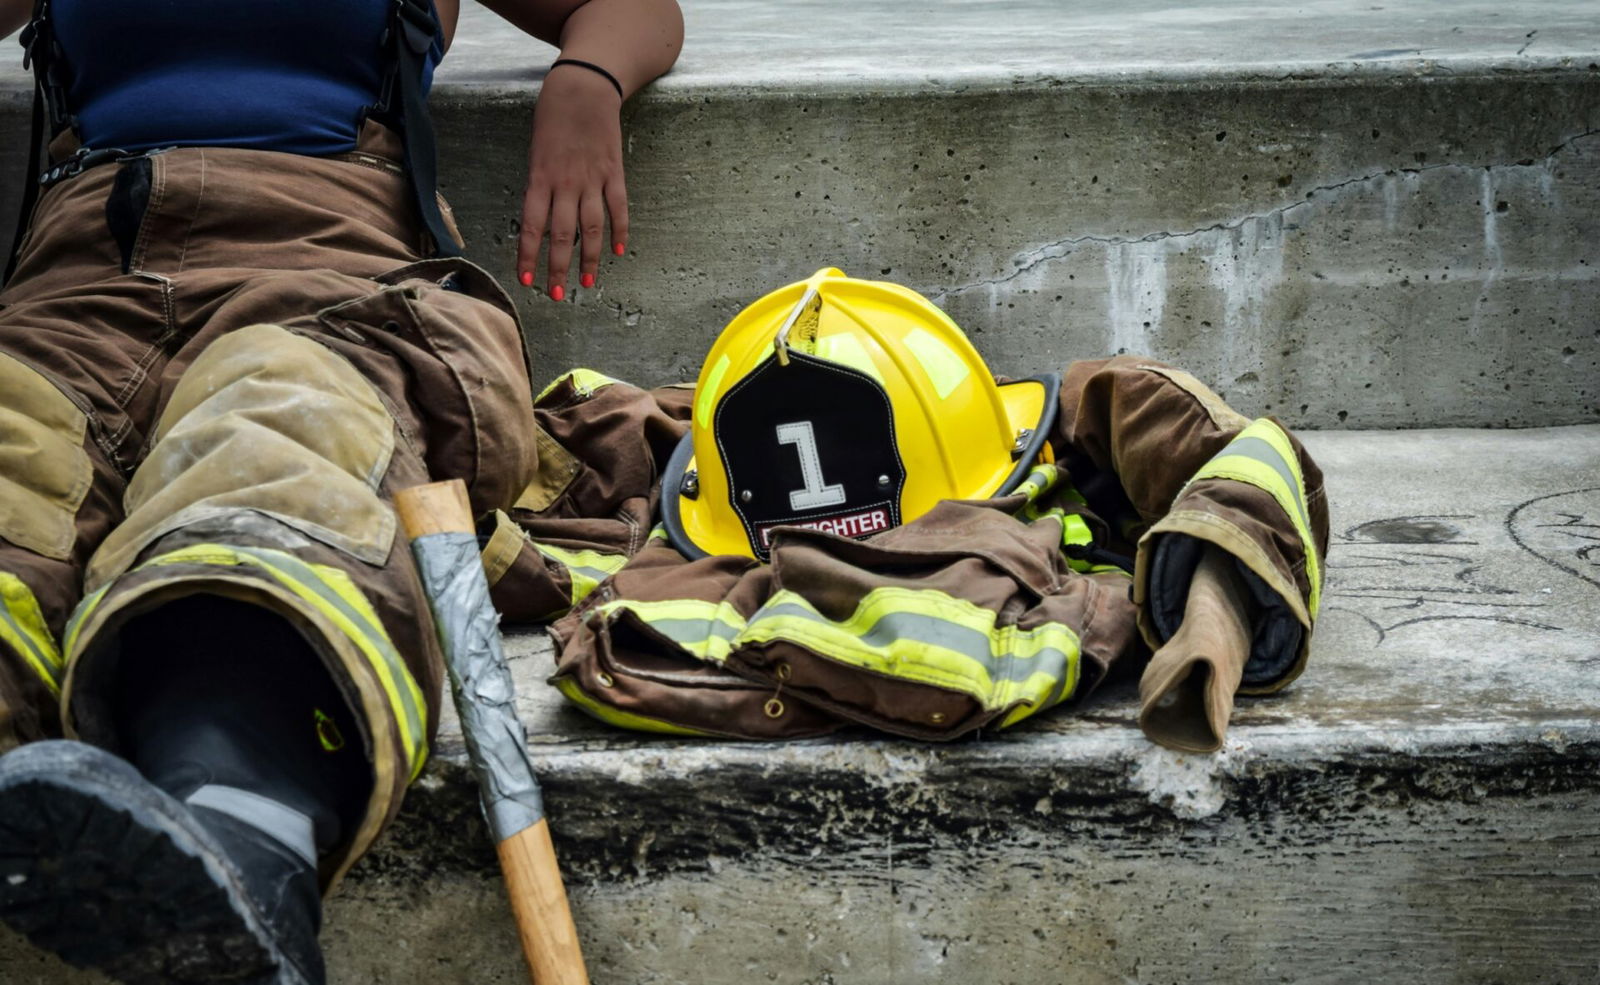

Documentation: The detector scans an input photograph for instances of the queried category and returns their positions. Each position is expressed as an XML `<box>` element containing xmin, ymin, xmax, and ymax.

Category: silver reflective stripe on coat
<box><xmin>754</xmin><ymin>600</ymin><xmax>1076</xmax><ymax>686</ymax></box>
<box><xmin>1211</xmin><ymin>436</ymin><xmax>1315</xmax><ymax>537</ymax></box>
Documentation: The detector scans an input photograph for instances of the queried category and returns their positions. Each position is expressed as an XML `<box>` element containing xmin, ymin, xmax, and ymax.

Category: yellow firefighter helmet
<box><xmin>662</xmin><ymin>267</ymin><xmax>1059</xmax><ymax>560</ymax></box>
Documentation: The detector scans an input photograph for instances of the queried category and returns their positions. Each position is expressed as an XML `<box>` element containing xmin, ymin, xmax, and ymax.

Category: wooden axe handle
<box><xmin>500</xmin><ymin>820</ymin><xmax>589</xmax><ymax>985</ymax></box>
<box><xmin>395</xmin><ymin>480</ymin><xmax>590</xmax><ymax>985</ymax></box>
<box><xmin>395</xmin><ymin>479</ymin><xmax>474</xmax><ymax>538</ymax></box>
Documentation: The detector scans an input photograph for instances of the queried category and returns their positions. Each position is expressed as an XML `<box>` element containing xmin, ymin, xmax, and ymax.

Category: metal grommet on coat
<box><xmin>597</xmin><ymin>672</ymin><xmax>616</xmax><ymax>688</ymax></box>
<box><xmin>775</xmin><ymin>662</ymin><xmax>792</xmax><ymax>682</ymax></box>
<box><xmin>929</xmin><ymin>712</ymin><xmax>946</xmax><ymax>724</ymax></box>
<box><xmin>763</xmin><ymin>698</ymin><xmax>785</xmax><ymax>718</ymax></box>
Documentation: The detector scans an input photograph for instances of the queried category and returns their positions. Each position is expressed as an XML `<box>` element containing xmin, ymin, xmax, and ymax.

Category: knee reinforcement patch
<box><xmin>88</xmin><ymin>325</ymin><xmax>398</xmax><ymax>589</ymax></box>
<box><xmin>0</xmin><ymin>352</ymin><xmax>93</xmax><ymax>561</ymax></box>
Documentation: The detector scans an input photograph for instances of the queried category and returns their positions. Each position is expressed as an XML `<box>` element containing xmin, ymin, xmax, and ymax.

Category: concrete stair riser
<box><xmin>4</xmin><ymin>76</ymin><xmax>1597</xmax><ymax>428</ymax></box>
<box><xmin>431</xmin><ymin>75</ymin><xmax>1600</xmax><ymax>429</ymax></box>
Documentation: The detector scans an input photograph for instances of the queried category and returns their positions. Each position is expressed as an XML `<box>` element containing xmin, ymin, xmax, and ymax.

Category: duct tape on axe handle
<box><xmin>411</xmin><ymin>531</ymin><xmax>544</xmax><ymax>842</ymax></box>
<box><xmin>399</xmin><ymin>480</ymin><xmax>589</xmax><ymax>985</ymax></box>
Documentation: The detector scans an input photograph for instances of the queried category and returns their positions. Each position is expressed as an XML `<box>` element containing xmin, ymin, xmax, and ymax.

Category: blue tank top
<box><xmin>53</xmin><ymin>0</ymin><xmax>443</xmax><ymax>155</ymax></box>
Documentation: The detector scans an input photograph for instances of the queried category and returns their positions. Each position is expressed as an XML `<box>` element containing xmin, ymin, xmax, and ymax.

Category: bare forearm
<box><xmin>481</xmin><ymin>0</ymin><xmax>682</xmax><ymax>294</ymax></box>
<box><xmin>481</xmin><ymin>0</ymin><xmax>683</xmax><ymax>97</ymax></box>
<box><xmin>555</xmin><ymin>0</ymin><xmax>682</xmax><ymax>97</ymax></box>
<box><xmin>1</xmin><ymin>0</ymin><xmax>32</xmax><ymax>42</ymax></box>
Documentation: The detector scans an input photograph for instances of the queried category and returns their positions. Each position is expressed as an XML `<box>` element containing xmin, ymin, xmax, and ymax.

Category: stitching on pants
<box><xmin>151</xmin><ymin>273</ymin><xmax>178</xmax><ymax>347</ymax></box>
<box><xmin>111</xmin><ymin>339</ymin><xmax>163</xmax><ymax>412</ymax></box>
<box><xmin>176</xmin><ymin>151</ymin><xmax>206</xmax><ymax>275</ymax></box>
<box><xmin>619</xmin><ymin>507</ymin><xmax>642</xmax><ymax>556</ymax></box>
<box><xmin>130</xmin><ymin>154</ymin><xmax>166</xmax><ymax>274</ymax></box>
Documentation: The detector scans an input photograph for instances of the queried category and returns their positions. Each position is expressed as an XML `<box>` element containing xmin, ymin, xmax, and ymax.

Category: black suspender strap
<box><xmin>4</xmin><ymin>0</ymin><xmax>64</xmax><ymax>286</ymax></box>
<box><xmin>3</xmin><ymin>85</ymin><xmax>44</xmax><ymax>286</ymax></box>
<box><xmin>379</xmin><ymin>0</ymin><xmax>461</xmax><ymax>258</ymax></box>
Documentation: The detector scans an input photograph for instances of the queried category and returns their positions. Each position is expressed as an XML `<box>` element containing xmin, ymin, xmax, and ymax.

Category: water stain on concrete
<box><xmin>1346</xmin><ymin>515</ymin><xmax>1471</xmax><ymax>544</ymax></box>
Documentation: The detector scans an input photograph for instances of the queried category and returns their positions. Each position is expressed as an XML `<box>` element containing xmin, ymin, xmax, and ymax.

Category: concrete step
<box><xmin>6</xmin><ymin>424</ymin><xmax>1598</xmax><ymax>984</ymax></box>
<box><xmin>3</xmin><ymin>2</ymin><xmax>1598</xmax><ymax>429</ymax></box>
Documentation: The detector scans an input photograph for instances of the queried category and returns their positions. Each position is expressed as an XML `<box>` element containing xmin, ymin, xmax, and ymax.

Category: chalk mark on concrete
<box><xmin>1333</xmin><ymin>550</ymin><xmax>1483</xmax><ymax>570</ymax></box>
<box><xmin>1507</xmin><ymin>487</ymin><xmax>1600</xmax><ymax>593</ymax></box>
<box><xmin>1325</xmin><ymin>502</ymin><xmax>1579</xmax><ymax>644</ymax></box>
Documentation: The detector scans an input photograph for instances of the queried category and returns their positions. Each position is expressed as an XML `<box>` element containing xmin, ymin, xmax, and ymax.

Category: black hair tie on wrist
<box><xmin>550</xmin><ymin>58</ymin><xmax>625</xmax><ymax>100</ymax></box>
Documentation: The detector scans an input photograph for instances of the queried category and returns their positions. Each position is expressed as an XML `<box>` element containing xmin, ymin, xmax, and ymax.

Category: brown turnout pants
<box><xmin>0</xmin><ymin>125</ymin><xmax>537</xmax><ymax>885</ymax></box>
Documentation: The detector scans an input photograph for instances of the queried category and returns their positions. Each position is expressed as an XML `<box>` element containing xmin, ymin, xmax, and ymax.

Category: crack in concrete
<box><xmin>931</xmin><ymin>127</ymin><xmax>1599</xmax><ymax>302</ymax></box>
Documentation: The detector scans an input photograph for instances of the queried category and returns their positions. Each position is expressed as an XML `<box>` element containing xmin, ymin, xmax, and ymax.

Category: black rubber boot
<box><xmin>0</xmin><ymin>739</ymin><xmax>312</xmax><ymax>984</ymax></box>
<box><xmin>0</xmin><ymin>596</ymin><xmax>371</xmax><ymax>985</ymax></box>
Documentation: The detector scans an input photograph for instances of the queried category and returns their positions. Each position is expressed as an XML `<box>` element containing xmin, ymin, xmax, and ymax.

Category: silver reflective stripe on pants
<box><xmin>186</xmin><ymin>783</ymin><xmax>316</xmax><ymax>868</ymax></box>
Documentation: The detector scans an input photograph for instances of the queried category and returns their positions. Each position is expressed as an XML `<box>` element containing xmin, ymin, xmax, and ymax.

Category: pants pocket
<box><xmin>0</xmin><ymin>352</ymin><xmax>93</xmax><ymax>561</ymax></box>
<box><xmin>312</xmin><ymin>258</ymin><xmax>537</xmax><ymax>515</ymax></box>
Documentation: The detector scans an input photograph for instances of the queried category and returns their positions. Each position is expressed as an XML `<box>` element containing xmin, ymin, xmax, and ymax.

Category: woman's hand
<box><xmin>481</xmin><ymin>0</ymin><xmax>682</xmax><ymax>298</ymax></box>
<box><xmin>518</xmin><ymin>62</ymin><xmax>628</xmax><ymax>299</ymax></box>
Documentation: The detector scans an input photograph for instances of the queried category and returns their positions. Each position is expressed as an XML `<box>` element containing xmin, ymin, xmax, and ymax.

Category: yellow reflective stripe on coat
<box><xmin>1022</xmin><ymin>507</ymin><xmax>1124</xmax><ymax>575</ymax></box>
<box><xmin>1186</xmin><ymin>419</ymin><xmax>1322</xmax><ymax>617</ymax></box>
<box><xmin>553</xmin><ymin>677</ymin><xmax>715</xmax><ymax>736</ymax></box>
<box><xmin>742</xmin><ymin>588</ymin><xmax>1080</xmax><ymax>720</ymax></box>
<box><xmin>536</xmin><ymin>368</ymin><xmax>620</xmax><ymax>403</ymax></box>
<box><xmin>67</xmin><ymin>544</ymin><xmax>429</xmax><ymax>781</ymax></box>
<box><xmin>535</xmin><ymin>542</ymin><xmax>627</xmax><ymax>609</ymax></box>
<box><xmin>596</xmin><ymin>597</ymin><xmax>745</xmax><ymax>665</ymax></box>
<box><xmin>0</xmin><ymin>572</ymin><xmax>64</xmax><ymax>696</ymax></box>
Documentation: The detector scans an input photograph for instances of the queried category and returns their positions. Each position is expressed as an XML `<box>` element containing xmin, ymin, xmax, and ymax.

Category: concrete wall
<box><xmin>4</xmin><ymin>75</ymin><xmax>1597</xmax><ymax>430</ymax></box>
<box><xmin>430</xmin><ymin>75</ymin><xmax>1600</xmax><ymax>430</ymax></box>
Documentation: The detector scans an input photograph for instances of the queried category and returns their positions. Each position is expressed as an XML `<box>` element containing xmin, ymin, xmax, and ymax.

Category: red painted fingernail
<box><xmin>550</xmin><ymin>285</ymin><xmax>565</xmax><ymax>302</ymax></box>
<box><xmin>581</xmin><ymin>273</ymin><xmax>595</xmax><ymax>289</ymax></box>
<box><xmin>613</xmin><ymin>243</ymin><xmax>625</xmax><ymax>256</ymax></box>
<box><xmin>519</xmin><ymin>271</ymin><xmax>533</xmax><ymax>288</ymax></box>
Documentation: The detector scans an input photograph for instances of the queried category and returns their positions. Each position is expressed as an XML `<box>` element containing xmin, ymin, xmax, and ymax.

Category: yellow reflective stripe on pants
<box><xmin>552</xmin><ymin>677</ymin><xmax>715</xmax><ymax>736</ymax></box>
<box><xmin>1186</xmin><ymin>419</ymin><xmax>1323</xmax><ymax>617</ymax></box>
<box><xmin>741</xmin><ymin>588</ymin><xmax>1080</xmax><ymax>719</ymax></box>
<box><xmin>535</xmin><ymin>542</ymin><xmax>627</xmax><ymax>609</ymax></box>
<box><xmin>0</xmin><ymin>572</ymin><xmax>63</xmax><ymax>696</ymax></box>
<box><xmin>65</xmin><ymin>543</ymin><xmax>428</xmax><ymax>782</ymax></box>
<box><xmin>596</xmin><ymin>597</ymin><xmax>745</xmax><ymax>665</ymax></box>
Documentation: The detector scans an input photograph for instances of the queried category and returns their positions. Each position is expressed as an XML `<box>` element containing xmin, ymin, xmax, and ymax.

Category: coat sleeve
<box><xmin>1051</xmin><ymin>356</ymin><xmax>1330</xmax><ymax>696</ymax></box>
<box><xmin>480</xmin><ymin>371</ymin><xmax>691</xmax><ymax>623</ymax></box>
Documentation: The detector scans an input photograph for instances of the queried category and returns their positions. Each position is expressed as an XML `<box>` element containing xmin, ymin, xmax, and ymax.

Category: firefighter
<box><xmin>0</xmin><ymin>1</ymin><xmax>683</xmax><ymax>983</ymax></box>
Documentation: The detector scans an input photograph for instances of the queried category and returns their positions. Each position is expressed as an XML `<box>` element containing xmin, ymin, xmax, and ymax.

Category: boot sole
<box><xmin>0</xmin><ymin>741</ymin><xmax>296</xmax><ymax>985</ymax></box>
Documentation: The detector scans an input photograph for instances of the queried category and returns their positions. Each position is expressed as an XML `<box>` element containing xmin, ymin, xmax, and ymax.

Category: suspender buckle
<box><xmin>38</xmin><ymin>147</ymin><xmax>135</xmax><ymax>189</ymax></box>
<box><xmin>20</xmin><ymin>20</ymin><xmax>38</xmax><ymax>71</ymax></box>
<box><xmin>392</xmin><ymin>0</ymin><xmax>437</xmax><ymax>56</ymax></box>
